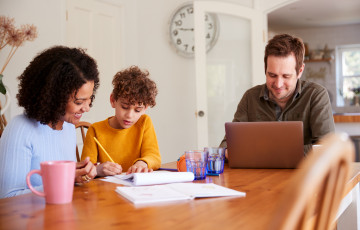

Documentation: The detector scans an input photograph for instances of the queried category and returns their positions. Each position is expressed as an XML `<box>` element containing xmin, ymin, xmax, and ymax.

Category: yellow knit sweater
<box><xmin>81</xmin><ymin>114</ymin><xmax>161</xmax><ymax>171</ymax></box>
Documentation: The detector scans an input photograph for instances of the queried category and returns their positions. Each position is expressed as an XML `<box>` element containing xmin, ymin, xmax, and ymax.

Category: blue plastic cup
<box><xmin>185</xmin><ymin>150</ymin><xmax>208</xmax><ymax>180</ymax></box>
<box><xmin>205</xmin><ymin>147</ymin><xmax>225</xmax><ymax>174</ymax></box>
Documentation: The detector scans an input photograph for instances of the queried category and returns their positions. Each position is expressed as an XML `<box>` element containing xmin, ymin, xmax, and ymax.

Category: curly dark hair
<box><xmin>112</xmin><ymin>66</ymin><xmax>157</xmax><ymax>107</ymax></box>
<box><xmin>264</xmin><ymin>34</ymin><xmax>305</xmax><ymax>75</ymax></box>
<box><xmin>17</xmin><ymin>46</ymin><xmax>100</xmax><ymax>126</ymax></box>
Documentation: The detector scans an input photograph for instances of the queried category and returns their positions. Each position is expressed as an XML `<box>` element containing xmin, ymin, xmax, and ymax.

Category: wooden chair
<box><xmin>268</xmin><ymin>132</ymin><xmax>355</xmax><ymax>230</ymax></box>
<box><xmin>75</xmin><ymin>121</ymin><xmax>91</xmax><ymax>162</ymax></box>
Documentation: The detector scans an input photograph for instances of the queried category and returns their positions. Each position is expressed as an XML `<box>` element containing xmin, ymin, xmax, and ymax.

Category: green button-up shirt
<box><xmin>220</xmin><ymin>80</ymin><xmax>335</xmax><ymax>154</ymax></box>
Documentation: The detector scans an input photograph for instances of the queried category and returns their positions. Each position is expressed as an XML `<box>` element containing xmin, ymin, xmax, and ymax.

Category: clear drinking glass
<box><xmin>185</xmin><ymin>150</ymin><xmax>208</xmax><ymax>180</ymax></box>
<box><xmin>205</xmin><ymin>147</ymin><xmax>225</xmax><ymax>174</ymax></box>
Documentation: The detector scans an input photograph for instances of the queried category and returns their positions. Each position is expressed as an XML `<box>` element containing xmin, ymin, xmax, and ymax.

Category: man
<box><xmin>220</xmin><ymin>34</ymin><xmax>334</xmax><ymax>154</ymax></box>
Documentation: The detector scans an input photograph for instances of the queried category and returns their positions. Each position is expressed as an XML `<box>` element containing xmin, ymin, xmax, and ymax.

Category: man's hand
<box><xmin>126</xmin><ymin>161</ymin><xmax>153</xmax><ymax>174</ymax></box>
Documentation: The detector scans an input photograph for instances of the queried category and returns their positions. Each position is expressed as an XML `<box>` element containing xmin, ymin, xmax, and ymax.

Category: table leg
<box><xmin>337</xmin><ymin>183</ymin><xmax>360</xmax><ymax>230</ymax></box>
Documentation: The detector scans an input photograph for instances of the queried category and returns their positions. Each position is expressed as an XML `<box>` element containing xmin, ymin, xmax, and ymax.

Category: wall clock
<box><xmin>169</xmin><ymin>3</ymin><xmax>219</xmax><ymax>58</ymax></box>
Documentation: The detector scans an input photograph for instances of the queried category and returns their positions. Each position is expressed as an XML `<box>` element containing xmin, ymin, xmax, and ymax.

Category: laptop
<box><xmin>225</xmin><ymin>121</ymin><xmax>304</xmax><ymax>169</ymax></box>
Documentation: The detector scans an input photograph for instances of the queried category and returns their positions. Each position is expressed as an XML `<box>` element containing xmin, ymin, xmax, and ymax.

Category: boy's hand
<box><xmin>126</xmin><ymin>161</ymin><xmax>153</xmax><ymax>174</ymax></box>
<box><xmin>75</xmin><ymin>157</ymin><xmax>97</xmax><ymax>183</ymax></box>
<box><xmin>96</xmin><ymin>162</ymin><xmax>122</xmax><ymax>177</ymax></box>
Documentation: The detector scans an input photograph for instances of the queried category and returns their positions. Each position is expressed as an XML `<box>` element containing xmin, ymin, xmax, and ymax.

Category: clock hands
<box><xmin>178</xmin><ymin>28</ymin><xmax>194</xmax><ymax>31</ymax></box>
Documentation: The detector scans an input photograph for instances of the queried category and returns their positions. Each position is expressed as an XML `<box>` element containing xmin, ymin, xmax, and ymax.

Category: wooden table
<box><xmin>1</xmin><ymin>162</ymin><xmax>360</xmax><ymax>230</ymax></box>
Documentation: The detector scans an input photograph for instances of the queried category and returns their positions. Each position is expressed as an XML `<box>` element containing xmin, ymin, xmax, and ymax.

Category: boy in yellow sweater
<box><xmin>81</xmin><ymin>66</ymin><xmax>161</xmax><ymax>176</ymax></box>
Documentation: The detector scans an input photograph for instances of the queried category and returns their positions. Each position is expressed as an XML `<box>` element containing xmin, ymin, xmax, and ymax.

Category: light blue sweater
<box><xmin>0</xmin><ymin>114</ymin><xmax>76</xmax><ymax>198</ymax></box>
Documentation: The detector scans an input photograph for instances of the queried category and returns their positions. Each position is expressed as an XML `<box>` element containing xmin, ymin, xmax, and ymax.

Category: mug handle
<box><xmin>26</xmin><ymin>169</ymin><xmax>45</xmax><ymax>197</ymax></box>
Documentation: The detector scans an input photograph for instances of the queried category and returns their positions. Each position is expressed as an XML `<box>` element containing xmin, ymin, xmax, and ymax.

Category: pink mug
<box><xmin>26</xmin><ymin>161</ymin><xmax>76</xmax><ymax>204</ymax></box>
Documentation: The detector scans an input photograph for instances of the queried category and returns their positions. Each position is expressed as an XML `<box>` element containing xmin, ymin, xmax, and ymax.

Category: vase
<box><xmin>0</xmin><ymin>86</ymin><xmax>10</xmax><ymax>136</ymax></box>
<box><xmin>0</xmin><ymin>85</ymin><xmax>10</xmax><ymax>116</ymax></box>
<box><xmin>355</xmin><ymin>95</ymin><xmax>360</xmax><ymax>107</ymax></box>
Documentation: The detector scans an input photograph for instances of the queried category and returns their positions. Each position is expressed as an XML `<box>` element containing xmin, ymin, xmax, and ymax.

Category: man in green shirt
<box><xmin>220</xmin><ymin>34</ymin><xmax>335</xmax><ymax>154</ymax></box>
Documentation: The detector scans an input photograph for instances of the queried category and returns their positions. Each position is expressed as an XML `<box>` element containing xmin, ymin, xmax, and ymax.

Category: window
<box><xmin>336</xmin><ymin>44</ymin><xmax>360</xmax><ymax>108</ymax></box>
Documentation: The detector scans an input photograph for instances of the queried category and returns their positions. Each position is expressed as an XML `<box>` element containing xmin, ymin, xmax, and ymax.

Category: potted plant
<box><xmin>0</xmin><ymin>15</ymin><xmax>37</xmax><ymax>94</ymax></box>
<box><xmin>351</xmin><ymin>87</ymin><xmax>360</xmax><ymax>106</ymax></box>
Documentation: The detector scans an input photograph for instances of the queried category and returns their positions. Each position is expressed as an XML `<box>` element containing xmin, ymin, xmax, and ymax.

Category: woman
<box><xmin>0</xmin><ymin>46</ymin><xmax>100</xmax><ymax>198</ymax></box>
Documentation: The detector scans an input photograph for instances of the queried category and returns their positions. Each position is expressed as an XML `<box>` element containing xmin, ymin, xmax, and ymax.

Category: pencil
<box><xmin>93</xmin><ymin>137</ymin><xmax>115</xmax><ymax>163</ymax></box>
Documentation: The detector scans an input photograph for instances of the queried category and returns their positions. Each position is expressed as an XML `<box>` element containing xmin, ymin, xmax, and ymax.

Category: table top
<box><xmin>1</xmin><ymin>162</ymin><xmax>360</xmax><ymax>230</ymax></box>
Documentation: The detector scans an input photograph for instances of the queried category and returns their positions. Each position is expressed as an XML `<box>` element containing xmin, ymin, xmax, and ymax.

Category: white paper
<box><xmin>115</xmin><ymin>183</ymin><xmax>246</xmax><ymax>204</ymax></box>
<box><xmin>101</xmin><ymin>175</ymin><xmax>133</xmax><ymax>186</ymax></box>
<box><xmin>115</xmin><ymin>185</ymin><xmax>193</xmax><ymax>204</ymax></box>
<box><xmin>167</xmin><ymin>183</ymin><xmax>246</xmax><ymax>198</ymax></box>
<box><xmin>102</xmin><ymin>172</ymin><xmax>195</xmax><ymax>186</ymax></box>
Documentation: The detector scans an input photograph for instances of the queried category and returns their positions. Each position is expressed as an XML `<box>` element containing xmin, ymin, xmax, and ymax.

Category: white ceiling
<box><xmin>267</xmin><ymin>0</ymin><xmax>360</xmax><ymax>30</ymax></box>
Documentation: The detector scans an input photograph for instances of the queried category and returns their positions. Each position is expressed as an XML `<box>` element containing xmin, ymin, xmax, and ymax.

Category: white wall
<box><xmin>270</xmin><ymin>24</ymin><xmax>360</xmax><ymax>51</ymax></box>
<box><xmin>134</xmin><ymin>0</ymin><xmax>197</xmax><ymax>162</ymax></box>
<box><xmin>0</xmin><ymin>0</ymin><xmax>66</xmax><ymax>118</ymax></box>
<box><xmin>0</xmin><ymin>0</ymin><xmax>289</xmax><ymax>164</ymax></box>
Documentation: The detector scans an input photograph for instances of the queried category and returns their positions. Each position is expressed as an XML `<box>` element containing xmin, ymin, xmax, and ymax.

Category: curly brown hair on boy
<box><xmin>17</xmin><ymin>46</ymin><xmax>100</xmax><ymax>127</ymax></box>
<box><xmin>112</xmin><ymin>66</ymin><xmax>158</xmax><ymax>107</ymax></box>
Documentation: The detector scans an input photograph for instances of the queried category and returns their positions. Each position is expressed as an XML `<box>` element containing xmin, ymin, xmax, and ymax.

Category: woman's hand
<box><xmin>75</xmin><ymin>157</ymin><xmax>97</xmax><ymax>183</ymax></box>
<box><xmin>96</xmin><ymin>162</ymin><xmax>122</xmax><ymax>177</ymax></box>
<box><xmin>126</xmin><ymin>161</ymin><xmax>153</xmax><ymax>174</ymax></box>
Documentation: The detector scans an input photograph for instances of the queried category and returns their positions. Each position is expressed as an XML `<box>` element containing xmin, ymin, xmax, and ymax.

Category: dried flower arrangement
<box><xmin>0</xmin><ymin>16</ymin><xmax>38</xmax><ymax>95</ymax></box>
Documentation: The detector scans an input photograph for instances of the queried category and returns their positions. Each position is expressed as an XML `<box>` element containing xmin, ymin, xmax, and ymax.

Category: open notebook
<box><xmin>116</xmin><ymin>183</ymin><xmax>246</xmax><ymax>205</ymax></box>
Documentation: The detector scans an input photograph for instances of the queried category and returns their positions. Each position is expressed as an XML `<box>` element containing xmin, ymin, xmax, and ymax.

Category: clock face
<box><xmin>169</xmin><ymin>3</ymin><xmax>219</xmax><ymax>58</ymax></box>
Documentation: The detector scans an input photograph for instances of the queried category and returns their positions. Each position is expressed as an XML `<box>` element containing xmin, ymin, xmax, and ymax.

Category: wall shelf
<box><xmin>304</xmin><ymin>58</ymin><xmax>332</xmax><ymax>63</ymax></box>
<box><xmin>333</xmin><ymin>114</ymin><xmax>360</xmax><ymax>123</ymax></box>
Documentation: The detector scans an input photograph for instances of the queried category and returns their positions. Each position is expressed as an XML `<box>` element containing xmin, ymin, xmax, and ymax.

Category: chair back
<box><xmin>268</xmin><ymin>132</ymin><xmax>354</xmax><ymax>230</ymax></box>
<box><xmin>75</xmin><ymin>121</ymin><xmax>91</xmax><ymax>162</ymax></box>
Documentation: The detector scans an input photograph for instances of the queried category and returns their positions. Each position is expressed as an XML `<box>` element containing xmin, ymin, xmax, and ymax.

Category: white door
<box><xmin>66</xmin><ymin>0</ymin><xmax>123</xmax><ymax>155</ymax></box>
<box><xmin>194</xmin><ymin>1</ymin><xmax>264</xmax><ymax>149</ymax></box>
<box><xmin>66</xmin><ymin>0</ymin><xmax>123</xmax><ymax>123</ymax></box>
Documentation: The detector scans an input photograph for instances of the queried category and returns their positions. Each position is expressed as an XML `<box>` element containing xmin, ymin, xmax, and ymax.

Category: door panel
<box><xmin>66</xmin><ymin>0</ymin><xmax>123</xmax><ymax>123</ymax></box>
<box><xmin>206</xmin><ymin>14</ymin><xmax>252</xmax><ymax>147</ymax></box>
<box><xmin>66</xmin><ymin>0</ymin><xmax>123</xmax><ymax>155</ymax></box>
<box><xmin>194</xmin><ymin>1</ymin><xmax>264</xmax><ymax>148</ymax></box>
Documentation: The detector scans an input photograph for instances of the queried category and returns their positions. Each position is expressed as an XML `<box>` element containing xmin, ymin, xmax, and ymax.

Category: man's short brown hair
<box><xmin>264</xmin><ymin>34</ymin><xmax>305</xmax><ymax>75</ymax></box>
<box><xmin>112</xmin><ymin>66</ymin><xmax>157</xmax><ymax>107</ymax></box>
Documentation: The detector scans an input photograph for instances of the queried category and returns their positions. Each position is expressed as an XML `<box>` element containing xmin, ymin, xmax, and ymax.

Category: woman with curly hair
<box><xmin>81</xmin><ymin>66</ymin><xmax>161</xmax><ymax>176</ymax></box>
<box><xmin>0</xmin><ymin>46</ymin><xmax>100</xmax><ymax>198</ymax></box>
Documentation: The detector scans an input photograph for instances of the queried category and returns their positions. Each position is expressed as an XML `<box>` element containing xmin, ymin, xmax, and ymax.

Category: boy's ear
<box><xmin>110</xmin><ymin>93</ymin><xmax>116</xmax><ymax>108</ymax></box>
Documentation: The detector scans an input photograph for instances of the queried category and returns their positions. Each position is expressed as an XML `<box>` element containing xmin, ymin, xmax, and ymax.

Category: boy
<box><xmin>81</xmin><ymin>66</ymin><xmax>161</xmax><ymax>176</ymax></box>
